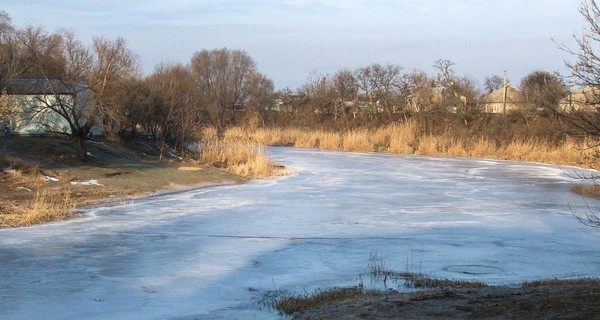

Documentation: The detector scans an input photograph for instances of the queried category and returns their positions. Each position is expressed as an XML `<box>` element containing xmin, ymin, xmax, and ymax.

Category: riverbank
<box><xmin>0</xmin><ymin>135</ymin><xmax>281</xmax><ymax>227</ymax></box>
<box><xmin>277</xmin><ymin>279</ymin><xmax>600</xmax><ymax>319</ymax></box>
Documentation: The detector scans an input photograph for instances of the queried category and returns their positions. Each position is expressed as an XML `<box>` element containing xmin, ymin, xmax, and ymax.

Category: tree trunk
<box><xmin>71</xmin><ymin>132</ymin><xmax>88</xmax><ymax>162</ymax></box>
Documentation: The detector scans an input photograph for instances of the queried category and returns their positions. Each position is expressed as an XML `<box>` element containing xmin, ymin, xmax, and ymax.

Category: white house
<box><xmin>2</xmin><ymin>79</ymin><xmax>100</xmax><ymax>135</ymax></box>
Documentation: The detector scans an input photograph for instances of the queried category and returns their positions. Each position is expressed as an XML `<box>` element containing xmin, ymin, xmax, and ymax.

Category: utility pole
<box><xmin>503</xmin><ymin>70</ymin><xmax>508</xmax><ymax>115</ymax></box>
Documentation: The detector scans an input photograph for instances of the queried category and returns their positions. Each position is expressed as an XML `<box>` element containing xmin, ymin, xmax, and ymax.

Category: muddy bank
<box><xmin>286</xmin><ymin>281</ymin><xmax>600</xmax><ymax>320</ymax></box>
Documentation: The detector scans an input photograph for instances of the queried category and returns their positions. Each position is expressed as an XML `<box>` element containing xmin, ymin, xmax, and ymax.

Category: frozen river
<box><xmin>1</xmin><ymin>147</ymin><xmax>600</xmax><ymax>319</ymax></box>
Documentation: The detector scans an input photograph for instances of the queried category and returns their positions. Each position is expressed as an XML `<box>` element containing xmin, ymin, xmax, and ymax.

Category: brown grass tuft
<box><xmin>0</xmin><ymin>189</ymin><xmax>76</xmax><ymax>228</ymax></box>
<box><xmin>200</xmin><ymin>127</ymin><xmax>285</xmax><ymax>179</ymax></box>
<box><xmin>523</xmin><ymin>278</ymin><xmax>600</xmax><ymax>288</ymax></box>
<box><xmin>275</xmin><ymin>288</ymin><xmax>381</xmax><ymax>316</ymax></box>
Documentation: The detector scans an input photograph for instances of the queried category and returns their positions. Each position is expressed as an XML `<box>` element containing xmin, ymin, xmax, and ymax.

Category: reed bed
<box><xmin>316</xmin><ymin>131</ymin><xmax>341</xmax><ymax>150</ymax></box>
<box><xmin>342</xmin><ymin>129</ymin><xmax>373</xmax><ymax>152</ymax></box>
<box><xmin>223</xmin><ymin>122</ymin><xmax>592</xmax><ymax>168</ymax></box>
<box><xmin>201</xmin><ymin>127</ymin><xmax>284</xmax><ymax>179</ymax></box>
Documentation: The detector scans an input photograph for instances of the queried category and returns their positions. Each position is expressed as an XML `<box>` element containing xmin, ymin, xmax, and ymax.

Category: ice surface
<box><xmin>1</xmin><ymin>147</ymin><xmax>600</xmax><ymax>319</ymax></box>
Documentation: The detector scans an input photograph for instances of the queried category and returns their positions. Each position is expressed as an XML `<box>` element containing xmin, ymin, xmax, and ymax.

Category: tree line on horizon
<box><xmin>1</xmin><ymin>1</ymin><xmax>600</xmax><ymax>162</ymax></box>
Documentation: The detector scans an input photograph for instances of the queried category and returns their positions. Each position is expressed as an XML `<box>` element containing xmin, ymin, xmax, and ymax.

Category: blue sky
<box><xmin>1</xmin><ymin>1</ymin><xmax>585</xmax><ymax>90</ymax></box>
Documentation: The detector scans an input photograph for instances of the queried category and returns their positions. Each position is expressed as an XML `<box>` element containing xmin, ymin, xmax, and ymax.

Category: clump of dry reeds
<box><xmin>200</xmin><ymin>127</ymin><xmax>284</xmax><ymax>179</ymax></box>
<box><xmin>0</xmin><ymin>189</ymin><xmax>76</xmax><ymax>228</ymax></box>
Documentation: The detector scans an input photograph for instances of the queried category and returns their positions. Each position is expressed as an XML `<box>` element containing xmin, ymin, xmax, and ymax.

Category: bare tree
<box><xmin>484</xmin><ymin>75</ymin><xmax>504</xmax><ymax>94</ymax></box>
<box><xmin>191</xmin><ymin>48</ymin><xmax>256</xmax><ymax>134</ymax></box>
<box><xmin>0</xmin><ymin>10</ymin><xmax>12</xmax><ymax>40</ymax></box>
<box><xmin>242</xmin><ymin>72</ymin><xmax>274</xmax><ymax>126</ymax></box>
<box><xmin>299</xmin><ymin>72</ymin><xmax>334</xmax><ymax>117</ymax></box>
<box><xmin>354</xmin><ymin>63</ymin><xmax>403</xmax><ymax>118</ymax></box>
<box><xmin>406</xmin><ymin>70</ymin><xmax>435</xmax><ymax>112</ymax></box>
<box><xmin>331</xmin><ymin>69</ymin><xmax>358</xmax><ymax>119</ymax></box>
<box><xmin>453</xmin><ymin>75</ymin><xmax>482</xmax><ymax>119</ymax></box>
<box><xmin>559</xmin><ymin>0</ymin><xmax>600</xmax><ymax>226</ymax></box>
<box><xmin>562</xmin><ymin>1</ymin><xmax>600</xmax><ymax>87</ymax></box>
<box><xmin>13</xmin><ymin>27</ymin><xmax>138</xmax><ymax>160</ymax></box>
<box><xmin>115</xmin><ymin>76</ymin><xmax>156</xmax><ymax>137</ymax></box>
<box><xmin>0</xmin><ymin>11</ymin><xmax>15</xmax><ymax>82</ymax></box>
<box><xmin>432</xmin><ymin>59</ymin><xmax>464</xmax><ymax>113</ymax></box>
<box><xmin>146</xmin><ymin>63</ymin><xmax>201</xmax><ymax>157</ymax></box>
<box><xmin>559</xmin><ymin>0</ymin><xmax>600</xmax><ymax>141</ymax></box>
<box><xmin>433</xmin><ymin>59</ymin><xmax>455</xmax><ymax>87</ymax></box>
<box><xmin>520</xmin><ymin>70</ymin><xmax>568</xmax><ymax>119</ymax></box>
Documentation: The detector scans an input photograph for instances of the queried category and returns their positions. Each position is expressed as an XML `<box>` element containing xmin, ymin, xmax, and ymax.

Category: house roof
<box><xmin>566</xmin><ymin>86</ymin><xmax>600</xmax><ymax>103</ymax></box>
<box><xmin>482</xmin><ymin>85</ymin><xmax>524</xmax><ymax>104</ymax></box>
<box><xmin>2</xmin><ymin>79</ymin><xmax>88</xmax><ymax>95</ymax></box>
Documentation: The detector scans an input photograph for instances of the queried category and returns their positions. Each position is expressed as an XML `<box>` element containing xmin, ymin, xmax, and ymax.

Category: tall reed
<box><xmin>223</xmin><ymin>123</ymin><xmax>592</xmax><ymax>168</ymax></box>
<box><xmin>200</xmin><ymin>127</ymin><xmax>283</xmax><ymax>179</ymax></box>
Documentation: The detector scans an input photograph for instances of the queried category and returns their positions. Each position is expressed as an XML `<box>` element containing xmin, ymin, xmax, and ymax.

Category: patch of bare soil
<box><xmin>0</xmin><ymin>135</ymin><xmax>243</xmax><ymax>227</ymax></box>
<box><xmin>288</xmin><ymin>281</ymin><xmax>600</xmax><ymax>320</ymax></box>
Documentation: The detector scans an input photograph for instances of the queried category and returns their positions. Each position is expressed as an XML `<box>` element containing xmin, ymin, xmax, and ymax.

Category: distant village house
<box><xmin>481</xmin><ymin>85</ymin><xmax>525</xmax><ymax>114</ymax></box>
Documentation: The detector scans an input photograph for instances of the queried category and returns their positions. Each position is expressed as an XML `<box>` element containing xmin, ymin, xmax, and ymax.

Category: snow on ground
<box><xmin>1</xmin><ymin>147</ymin><xmax>600</xmax><ymax>319</ymax></box>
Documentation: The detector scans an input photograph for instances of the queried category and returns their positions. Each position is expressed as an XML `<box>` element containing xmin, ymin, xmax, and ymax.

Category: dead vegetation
<box><xmin>275</xmin><ymin>278</ymin><xmax>600</xmax><ymax>319</ymax></box>
<box><xmin>0</xmin><ymin>134</ymin><xmax>282</xmax><ymax>228</ymax></box>
<box><xmin>0</xmin><ymin>156</ymin><xmax>76</xmax><ymax>227</ymax></box>
<box><xmin>275</xmin><ymin>288</ymin><xmax>383</xmax><ymax>316</ymax></box>
<box><xmin>200</xmin><ymin>127</ymin><xmax>286</xmax><ymax>179</ymax></box>
<box><xmin>271</xmin><ymin>253</ymin><xmax>599</xmax><ymax>319</ymax></box>
<box><xmin>221</xmin><ymin>122</ymin><xmax>594</xmax><ymax>168</ymax></box>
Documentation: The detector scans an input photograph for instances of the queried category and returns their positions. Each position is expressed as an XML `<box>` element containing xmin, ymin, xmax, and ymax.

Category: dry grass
<box><xmin>199</xmin><ymin>142</ymin><xmax>282</xmax><ymax>179</ymax></box>
<box><xmin>523</xmin><ymin>277</ymin><xmax>600</xmax><ymax>288</ymax></box>
<box><xmin>1</xmin><ymin>153</ymin><xmax>77</xmax><ymax>227</ymax></box>
<box><xmin>317</xmin><ymin>131</ymin><xmax>341</xmax><ymax>150</ymax></box>
<box><xmin>226</xmin><ymin>123</ymin><xmax>593</xmax><ymax>168</ymax></box>
<box><xmin>0</xmin><ymin>189</ymin><xmax>76</xmax><ymax>228</ymax></box>
<box><xmin>275</xmin><ymin>288</ymin><xmax>382</xmax><ymax>316</ymax></box>
<box><xmin>342</xmin><ymin>129</ymin><xmax>373</xmax><ymax>152</ymax></box>
<box><xmin>294</xmin><ymin>131</ymin><xmax>320</xmax><ymax>149</ymax></box>
<box><xmin>1</xmin><ymin>156</ymin><xmax>44</xmax><ymax>184</ymax></box>
<box><xmin>407</xmin><ymin>274</ymin><xmax>487</xmax><ymax>289</ymax></box>
<box><xmin>201</xmin><ymin>127</ymin><xmax>284</xmax><ymax>179</ymax></box>
<box><xmin>388</xmin><ymin>121</ymin><xmax>418</xmax><ymax>154</ymax></box>
<box><xmin>223</xmin><ymin>126</ymin><xmax>252</xmax><ymax>144</ymax></box>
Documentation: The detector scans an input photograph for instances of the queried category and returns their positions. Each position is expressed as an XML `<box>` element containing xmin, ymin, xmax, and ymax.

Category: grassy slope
<box><xmin>0</xmin><ymin>136</ymin><xmax>243</xmax><ymax>227</ymax></box>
